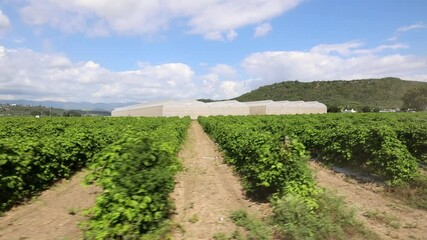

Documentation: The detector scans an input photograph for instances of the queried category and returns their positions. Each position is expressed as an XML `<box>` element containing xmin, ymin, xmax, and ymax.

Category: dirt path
<box><xmin>171</xmin><ymin>121</ymin><xmax>270</xmax><ymax>239</ymax></box>
<box><xmin>310</xmin><ymin>161</ymin><xmax>427</xmax><ymax>240</ymax></box>
<box><xmin>0</xmin><ymin>171</ymin><xmax>100</xmax><ymax>240</ymax></box>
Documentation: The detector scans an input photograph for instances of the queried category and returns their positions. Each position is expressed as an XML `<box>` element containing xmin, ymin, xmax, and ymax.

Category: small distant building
<box><xmin>343</xmin><ymin>108</ymin><xmax>357</xmax><ymax>113</ymax></box>
<box><xmin>379</xmin><ymin>108</ymin><xmax>398</xmax><ymax>113</ymax></box>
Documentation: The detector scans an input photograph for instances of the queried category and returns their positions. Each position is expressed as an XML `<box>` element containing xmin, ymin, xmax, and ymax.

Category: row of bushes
<box><xmin>82</xmin><ymin>117</ymin><xmax>190</xmax><ymax>238</ymax></box>
<box><xmin>0</xmin><ymin>117</ymin><xmax>166</xmax><ymax>213</ymax></box>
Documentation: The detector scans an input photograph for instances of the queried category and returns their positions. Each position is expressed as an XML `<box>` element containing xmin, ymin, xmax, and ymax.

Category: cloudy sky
<box><xmin>0</xmin><ymin>0</ymin><xmax>426</xmax><ymax>103</ymax></box>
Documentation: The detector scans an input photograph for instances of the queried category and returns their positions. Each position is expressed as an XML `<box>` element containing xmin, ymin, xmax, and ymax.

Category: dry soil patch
<box><xmin>310</xmin><ymin>161</ymin><xmax>427</xmax><ymax>240</ymax></box>
<box><xmin>0</xmin><ymin>171</ymin><xmax>100</xmax><ymax>240</ymax></box>
<box><xmin>171</xmin><ymin>121</ymin><xmax>270</xmax><ymax>240</ymax></box>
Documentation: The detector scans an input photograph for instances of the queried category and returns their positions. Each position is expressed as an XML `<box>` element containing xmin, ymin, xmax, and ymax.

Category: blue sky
<box><xmin>0</xmin><ymin>0</ymin><xmax>426</xmax><ymax>103</ymax></box>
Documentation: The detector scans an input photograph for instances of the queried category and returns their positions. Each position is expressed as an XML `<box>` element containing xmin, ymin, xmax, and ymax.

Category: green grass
<box><xmin>67</xmin><ymin>208</ymin><xmax>77</xmax><ymax>215</ymax></box>
<box><xmin>188</xmin><ymin>214</ymin><xmax>199</xmax><ymax>223</ymax></box>
<box><xmin>387</xmin><ymin>174</ymin><xmax>427</xmax><ymax>210</ymax></box>
<box><xmin>230</xmin><ymin>210</ymin><xmax>272</xmax><ymax>240</ymax></box>
<box><xmin>212</xmin><ymin>210</ymin><xmax>270</xmax><ymax>240</ymax></box>
<box><xmin>363</xmin><ymin>210</ymin><xmax>400</xmax><ymax>229</ymax></box>
<box><xmin>213</xmin><ymin>231</ymin><xmax>244</xmax><ymax>240</ymax></box>
<box><xmin>224</xmin><ymin>190</ymin><xmax>378</xmax><ymax>240</ymax></box>
<box><xmin>272</xmin><ymin>190</ymin><xmax>379</xmax><ymax>240</ymax></box>
<box><xmin>139</xmin><ymin>220</ymin><xmax>175</xmax><ymax>240</ymax></box>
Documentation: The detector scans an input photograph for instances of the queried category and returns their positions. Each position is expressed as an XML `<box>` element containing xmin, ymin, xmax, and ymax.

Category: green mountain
<box><xmin>235</xmin><ymin>77</ymin><xmax>427</xmax><ymax>110</ymax></box>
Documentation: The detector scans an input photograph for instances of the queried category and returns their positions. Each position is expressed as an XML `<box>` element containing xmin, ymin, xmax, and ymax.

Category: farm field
<box><xmin>0</xmin><ymin>113</ymin><xmax>426</xmax><ymax>239</ymax></box>
<box><xmin>199</xmin><ymin>112</ymin><xmax>427</xmax><ymax>239</ymax></box>
<box><xmin>0</xmin><ymin>116</ymin><xmax>190</xmax><ymax>239</ymax></box>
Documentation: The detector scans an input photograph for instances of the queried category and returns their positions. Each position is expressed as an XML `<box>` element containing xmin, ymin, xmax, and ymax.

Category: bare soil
<box><xmin>310</xmin><ymin>161</ymin><xmax>427</xmax><ymax>240</ymax></box>
<box><xmin>171</xmin><ymin>121</ymin><xmax>270</xmax><ymax>240</ymax></box>
<box><xmin>0</xmin><ymin>171</ymin><xmax>100</xmax><ymax>240</ymax></box>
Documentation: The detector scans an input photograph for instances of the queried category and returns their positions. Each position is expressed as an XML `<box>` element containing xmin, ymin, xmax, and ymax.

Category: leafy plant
<box><xmin>82</xmin><ymin>117</ymin><xmax>190</xmax><ymax>239</ymax></box>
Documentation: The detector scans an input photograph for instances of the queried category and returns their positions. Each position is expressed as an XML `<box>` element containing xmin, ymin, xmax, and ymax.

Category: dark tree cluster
<box><xmin>402</xmin><ymin>88</ymin><xmax>427</xmax><ymax>111</ymax></box>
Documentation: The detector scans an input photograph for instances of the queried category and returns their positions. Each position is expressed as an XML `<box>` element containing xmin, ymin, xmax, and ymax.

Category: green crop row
<box><xmin>261</xmin><ymin>113</ymin><xmax>425</xmax><ymax>185</ymax></box>
<box><xmin>198</xmin><ymin>113</ymin><xmax>425</xmax><ymax>239</ymax></box>
<box><xmin>198</xmin><ymin>116</ymin><xmax>318</xmax><ymax>207</ymax></box>
<box><xmin>82</xmin><ymin>117</ymin><xmax>190</xmax><ymax>239</ymax></box>
<box><xmin>0</xmin><ymin>117</ymin><xmax>168</xmax><ymax>213</ymax></box>
<box><xmin>201</xmin><ymin>113</ymin><xmax>425</xmax><ymax>186</ymax></box>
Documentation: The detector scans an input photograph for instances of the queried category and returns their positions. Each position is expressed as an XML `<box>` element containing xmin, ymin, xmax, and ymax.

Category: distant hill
<box><xmin>0</xmin><ymin>103</ymin><xmax>113</xmax><ymax>117</ymax></box>
<box><xmin>235</xmin><ymin>77</ymin><xmax>427</xmax><ymax>109</ymax></box>
<box><xmin>0</xmin><ymin>99</ymin><xmax>137</xmax><ymax>112</ymax></box>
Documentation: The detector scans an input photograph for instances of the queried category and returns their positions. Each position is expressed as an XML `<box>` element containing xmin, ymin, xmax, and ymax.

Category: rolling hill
<box><xmin>235</xmin><ymin>77</ymin><xmax>427</xmax><ymax>109</ymax></box>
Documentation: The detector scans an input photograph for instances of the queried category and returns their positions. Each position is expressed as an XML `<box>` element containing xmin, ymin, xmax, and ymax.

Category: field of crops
<box><xmin>0</xmin><ymin>116</ymin><xmax>190</xmax><ymax>238</ymax></box>
<box><xmin>200</xmin><ymin>112</ymin><xmax>427</xmax><ymax>187</ymax></box>
<box><xmin>199</xmin><ymin>112</ymin><xmax>427</xmax><ymax>238</ymax></box>
<box><xmin>1</xmin><ymin>112</ymin><xmax>426</xmax><ymax>239</ymax></box>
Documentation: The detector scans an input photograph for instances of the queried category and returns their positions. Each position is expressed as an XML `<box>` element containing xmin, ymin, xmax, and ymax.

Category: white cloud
<box><xmin>311</xmin><ymin>41</ymin><xmax>408</xmax><ymax>56</ymax></box>
<box><xmin>1</xmin><ymin>41</ymin><xmax>426</xmax><ymax>103</ymax></box>
<box><xmin>0</xmin><ymin>46</ymin><xmax>200</xmax><ymax>102</ymax></box>
<box><xmin>19</xmin><ymin>0</ymin><xmax>302</xmax><ymax>40</ymax></box>
<box><xmin>254</xmin><ymin>23</ymin><xmax>272</xmax><ymax>37</ymax></box>
<box><xmin>0</xmin><ymin>10</ymin><xmax>11</xmax><ymax>32</ymax></box>
<box><xmin>198</xmin><ymin>74</ymin><xmax>252</xmax><ymax>99</ymax></box>
<box><xmin>311</xmin><ymin>41</ymin><xmax>364</xmax><ymax>56</ymax></box>
<box><xmin>0</xmin><ymin>46</ymin><xmax>247</xmax><ymax>102</ymax></box>
<box><xmin>396</xmin><ymin>22</ymin><xmax>426</xmax><ymax>32</ymax></box>
<box><xmin>242</xmin><ymin>42</ymin><xmax>427</xmax><ymax>88</ymax></box>
<box><xmin>198</xmin><ymin>63</ymin><xmax>254</xmax><ymax>99</ymax></box>
<box><xmin>352</xmin><ymin>44</ymin><xmax>408</xmax><ymax>55</ymax></box>
<box><xmin>226</xmin><ymin>29</ymin><xmax>238</xmax><ymax>41</ymax></box>
<box><xmin>210</xmin><ymin>64</ymin><xmax>237</xmax><ymax>77</ymax></box>
<box><xmin>389</xmin><ymin>22</ymin><xmax>426</xmax><ymax>41</ymax></box>
<box><xmin>219</xmin><ymin>81</ymin><xmax>245</xmax><ymax>98</ymax></box>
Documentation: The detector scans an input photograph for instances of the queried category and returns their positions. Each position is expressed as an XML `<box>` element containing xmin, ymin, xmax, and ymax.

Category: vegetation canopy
<box><xmin>235</xmin><ymin>77</ymin><xmax>427</xmax><ymax>111</ymax></box>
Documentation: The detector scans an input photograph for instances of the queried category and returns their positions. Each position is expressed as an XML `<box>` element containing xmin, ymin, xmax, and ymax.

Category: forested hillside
<box><xmin>235</xmin><ymin>78</ymin><xmax>427</xmax><ymax>110</ymax></box>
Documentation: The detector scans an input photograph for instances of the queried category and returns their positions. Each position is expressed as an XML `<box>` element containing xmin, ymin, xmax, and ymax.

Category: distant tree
<box><xmin>360</xmin><ymin>106</ymin><xmax>372</xmax><ymax>112</ymax></box>
<box><xmin>197</xmin><ymin>99</ymin><xmax>216</xmax><ymax>103</ymax></box>
<box><xmin>31</xmin><ymin>110</ymin><xmax>41</xmax><ymax>116</ymax></box>
<box><xmin>63</xmin><ymin>111</ymin><xmax>81</xmax><ymax>117</ymax></box>
<box><xmin>402</xmin><ymin>88</ymin><xmax>427</xmax><ymax>111</ymax></box>
<box><xmin>327</xmin><ymin>105</ymin><xmax>341</xmax><ymax>113</ymax></box>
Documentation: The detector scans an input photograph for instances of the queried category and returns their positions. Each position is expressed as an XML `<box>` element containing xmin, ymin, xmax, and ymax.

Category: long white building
<box><xmin>111</xmin><ymin>100</ymin><xmax>327</xmax><ymax>119</ymax></box>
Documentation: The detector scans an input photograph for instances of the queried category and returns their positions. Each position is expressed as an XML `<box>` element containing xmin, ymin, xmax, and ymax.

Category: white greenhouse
<box><xmin>244</xmin><ymin>100</ymin><xmax>327</xmax><ymax>115</ymax></box>
<box><xmin>245</xmin><ymin>100</ymin><xmax>274</xmax><ymax>115</ymax></box>
<box><xmin>207</xmin><ymin>100</ymin><xmax>249</xmax><ymax>116</ymax></box>
<box><xmin>111</xmin><ymin>100</ymin><xmax>209</xmax><ymax>119</ymax></box>
<box><xmin>111</xmin><ymin>100</ymin><xmax>327</xmax><ymax>118</ymax></box>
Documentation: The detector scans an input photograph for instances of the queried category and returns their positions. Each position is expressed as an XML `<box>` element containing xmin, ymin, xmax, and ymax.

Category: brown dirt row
<box><xmin>171</xmin><ymin>121</ymin><xmax>270</xmax><ymax>239</ymax></box>
<box><xmin>310</xmin><ymin>161</ymin><xmax>427</xmax><ymax>240</ymax></box>
<box><xmin>0</xmin><ymin>171</ymin><xmax>100</xmax><ymax>240</ymax></box>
